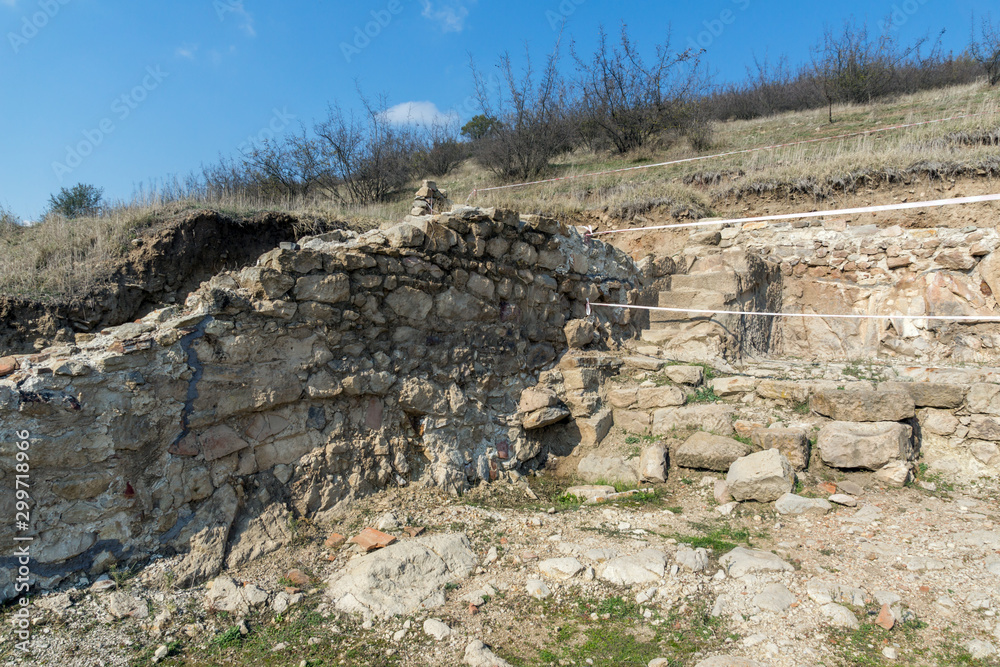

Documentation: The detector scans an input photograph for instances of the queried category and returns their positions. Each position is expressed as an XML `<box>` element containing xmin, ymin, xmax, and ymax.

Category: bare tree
<box><xmin>313</xmin><ymin>93</ymin><xmax>420</xmax><ymax>204</ymax></box>
<box><xmin>571</xmin><ymin>24</ymin><xmax>705</xmax><ymax>154</ymax></box>
<box><xmin>413</xmin><ymin>117</ymin><xmax>468</xmax><ymax>177</ymax></box>
<box><xmin>972</xmin><ymin>13</ymin><xmax>1000</xmax><ymax>85</ymax></box>
<box><xmin>470</xmin><ymin>41</ymin><xmax>573</xmax><ymax>181</ymax></box>
<box><xmin>812</xmin><ymin>20</ymin><xmax>906</xmax><ymax>123</ymax></box>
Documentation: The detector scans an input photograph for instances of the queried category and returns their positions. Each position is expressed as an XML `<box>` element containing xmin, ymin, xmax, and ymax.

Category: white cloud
<box><xmin>176</xmin><ymin>43</ymin><xmax>199</xmax><ymax>60</ymax></box>
<box><xmin>420</xmin><ymin>0</ymin><xmax>475</xmax><ymax>33</ymax></box>
<box><xmin>382</xmin><ymin>101</ymin><xmax>459</xmax><ymax>126</ymax></box>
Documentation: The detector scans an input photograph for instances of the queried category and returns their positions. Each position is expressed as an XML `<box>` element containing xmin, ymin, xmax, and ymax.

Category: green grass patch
<box><xmin>669</xmin><ymin>522</ymin><xmax>754</xmax><ymax>552</ymax></box>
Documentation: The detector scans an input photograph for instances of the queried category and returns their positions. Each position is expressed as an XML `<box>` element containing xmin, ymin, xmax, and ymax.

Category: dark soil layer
<box><xmin>0</xmin><ymin>209</ymin><xmax>341</xmax><ymax>355</ymax></box>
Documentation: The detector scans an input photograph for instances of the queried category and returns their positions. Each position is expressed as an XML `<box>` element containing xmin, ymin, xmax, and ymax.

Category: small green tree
<box><xmin>47</xmin><ymin>183</ymin><xmax>104</xmax><ymax>218</ymax></box>
<box><xmin>460</xmin><ymin>114</ymin><xmax>500</xmax><ymax>141</ymax></box>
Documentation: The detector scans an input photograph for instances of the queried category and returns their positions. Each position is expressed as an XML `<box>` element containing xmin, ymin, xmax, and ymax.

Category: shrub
<box><xmin>470</xmin><ymin>44</ymin><xmax>574</xmax><ymax>181</ymax></box>
<box><xmin>572</xmin><ymin>24</ymin><xmax>706</xmax><ymax>154</ymax></box>
<box><xmin>47</xmin><ymin>183</ymin><xmax>104</xmax><ymax>218</ymax></box>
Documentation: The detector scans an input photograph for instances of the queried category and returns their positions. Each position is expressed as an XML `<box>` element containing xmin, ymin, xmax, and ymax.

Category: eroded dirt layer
<box><xmin>0</xmin><ymin>209</ymin><xmax>332</xmax><ymax>356</ymax></box>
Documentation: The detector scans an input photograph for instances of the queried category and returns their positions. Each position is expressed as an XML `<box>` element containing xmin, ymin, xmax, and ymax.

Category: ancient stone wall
<box><xmin>735</xmin><ymin>219</ymin><xmax>1000</xmax><ymax>363</ymax></box>
<box><xmin>0</xmin><ymin>206</ymin><xmax>640</xmax><ymax>599</ymax></box>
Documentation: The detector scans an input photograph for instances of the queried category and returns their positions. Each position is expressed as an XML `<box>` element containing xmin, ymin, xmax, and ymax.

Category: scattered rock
<box><xmin>525</xmin><ymin>579</ymin><xmax>551</xmax><ymax>599</ymax></box>
<box><xmin>753</xmin><ymin>583</ymin><xmax>795</xmax><ymax>612</ymax></box>
<box><xmin>675</xmin><ymin>546</ymin><xmax>709</xmax><ymax>573</ymax></box>
<box><xmin>106</xmin><ymin>591</ymin><xmax>150</xmax><ymax>620</ymax></box>
<box><xmin>719</xmin><ymin>547</ymin><xmax>793</xmax><ymax>578</ymax></box>
<box><xmin>692</xmin><ymin>657</ymin><xmax>763</xmax><ymax>667</ymax></box>
<box><xmin>714</xmin><ymin>480</ymin><xmax>733</xmax><ymax>504</ymax></box>
<box><xmin>820</xmin><ymin>603</ymin><xmax>860</xmax><ymax>629</ymax></box>
<box><xmin>828</xmin><ymin>494</ymin><xmax>857</xmax><ymax>507</ymax></box>
<box><xmin>875</xmin><ymin>461</ymin><xmax>913</xmax><ymax>487</ymax></box>
<box><xmin>837</xmin><ymin>480</ymin><xmax>864</xmax><ymax>496</ymax></box>
<box><xmin>599</xmin><ymin>550</ymin><xmax>668</xmax><ymax>586</ymax></box>
<box><xmin>538</xmin><ymin>558</ymin><xmax>584</xmax><ymax>580</ymax></box>
<box><xmin>423</xmin><ymin>619</ymin><xmax>451</xmax><ymax>641</ymax></box>
<box><xmin>564</xmin><ymin>485</ymin><xmax>616</xmax><ymax>503</ymax></box>
<box><xmin>465</xmin><ymin>640</ymin><xmax>513</xmax><ymax>667</ymax></box>
<box><xmin>639</xmin><ymin>444</ymin><xmax>668</xmax><ymax>483</ymax></box>
<box><xmin>725</xmin><ymin>449</ymin><xmax>795</xmax><ymax>502</ymax></box>
<box><xmin>967</xmin><ymin>640</ymin><xmax>997</xmax><ymax>660</ymax></box>
<box><xmin>774</xmin><ymin>493</ymin><xmax>832</xmax><ymax>516</ymax></box>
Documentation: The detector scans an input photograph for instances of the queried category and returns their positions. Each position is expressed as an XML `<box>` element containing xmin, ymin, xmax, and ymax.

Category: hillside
<box><xmin>5</xmin><ymin>82</ymin><xmax>1000</xmax><ymax>667</ymax></box>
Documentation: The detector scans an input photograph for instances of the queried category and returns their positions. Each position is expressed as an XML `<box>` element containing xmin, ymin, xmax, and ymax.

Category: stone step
<box><xmin>650</xmin><ymin>289</ymin><xmax>731</xmax><ymax>329</ymax></box>
<box><xmin>654</xmin><ymin>288</ymin><xmax>728</xmax><ymax>315</ymax></box>
<box><xmin>669</xmin><ymin>271</ymin><xmax>741</xmax><ymax>295</ymax></box>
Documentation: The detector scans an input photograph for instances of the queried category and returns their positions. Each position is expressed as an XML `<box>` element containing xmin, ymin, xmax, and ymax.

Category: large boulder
<box><xmin>810</xmin><ymin>390</ymin><xmax>914</xmax><ymax>422</ymax></box>
<box><xmin>750</xmin><ymin>427</ymin><xmax>810</xmax><ymax>471</ymax></box>
<box><xmin>725</xmin><ymin>449</ymin><xmax>794</xmax><ymax>502</ymax></box>
<box><xmin>675</xmin><ymin>432</ymin><xmax>750</xmax><ymax>472</ymax></box>
<box><xmin>653</xmin><ymin>404</ymin><xmax>736</xmax><ymax>436</ymax></box>
<box><xmin>818</xmin><ymin>422</ymin><xmax>913</xmax><ymax>470</ymax></box>
<box><xmin>577</xmin><ymin>454</ymin><xmax>637</xmax><ymax>485</ymax></box>
<box><xmin>326</xmin><ymin>533</ymin><xmax>477</xmax><ymax>619</ymax></box>
<box><xmin>877</xmin><ymin>382</ymin><xmax>967</xmax><ymax>409</ymax></box>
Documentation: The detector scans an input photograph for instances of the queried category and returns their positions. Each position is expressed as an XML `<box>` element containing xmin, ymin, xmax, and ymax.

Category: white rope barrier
<box><xmin>586</xmin><ymin>301</ymin><xmax>1000</xmax><ymax>322</ymax></box>
<box><xmin>587</xmin><ymin>193</ymin><xmax>1000</xmax><ymax>238</ymax></box>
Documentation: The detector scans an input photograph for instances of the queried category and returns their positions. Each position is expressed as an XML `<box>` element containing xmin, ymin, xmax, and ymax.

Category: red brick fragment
<box><xmin>876</xmin><ymin>604</ymin><xmax>895</xmax><ymax>630</ymax></box>
<box><xmin>285</xmin><ymin>569</ymin><xmax>309</xmax><ymax>587</ymax></box>
<box><xmin>350</xmin><ymin>528</ymin><xmax>396</xmax><ymax>552</ymax></box>
<box><xmin>324</xmin><ymin>532</ymin><xmax>347</xmax><ymax>548</ymax></box>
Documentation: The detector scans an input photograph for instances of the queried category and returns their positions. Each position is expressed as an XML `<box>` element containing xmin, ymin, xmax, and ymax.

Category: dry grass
<box><xmin>3</xmin><ymin>82</ymin><xmax>999</xmax><ymax>301</ymax></box>
<box><xmin>438</xmin><ymin>82</ymin><xmax>1000</xmax><ymax>212</ymax></box>
<box><xmin>0</xmin><ymin>194</ymin><xmax>408</xmax><ymax>301</ymax></box>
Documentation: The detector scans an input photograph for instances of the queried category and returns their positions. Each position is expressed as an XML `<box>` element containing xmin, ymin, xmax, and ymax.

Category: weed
<box><xmin>670</xmin><ymin>522</ymin><xmax>754</xmax><ymax>552</ymax></box>
<box><xmin>211</xmin><ymin>625</ymin><xmax>244</xmax><ymax>650</ymax></box>
<box><xmin>793</xmin><ymin>401</ymin><xmax>811</xmax><ymax>415</ymax></box>
<box><xmin>625</xmin><ymin>435</ymin><xmax>641</xmax><ymax>445</ymax></box>
<box><xmin>688</xmin><ymin>387</ymin><xmax>721</xmax><ymax>404</ymax></box>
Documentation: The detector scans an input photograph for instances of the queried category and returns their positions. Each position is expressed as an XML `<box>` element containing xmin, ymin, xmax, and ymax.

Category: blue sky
<box><xmin>0</xmin><ymin>0</ymin><xmax>993</xmax><ymax>219</ymax></box>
